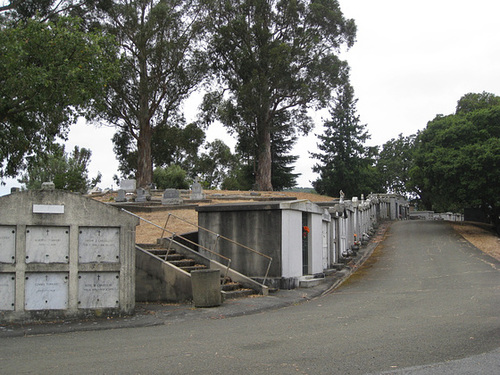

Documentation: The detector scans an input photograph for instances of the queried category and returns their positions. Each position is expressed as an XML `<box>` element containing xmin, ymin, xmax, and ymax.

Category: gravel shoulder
<box><xmin>450</xmin><ymin>222</ymin><xmax>500</xmax><ymax>261</ymax></box>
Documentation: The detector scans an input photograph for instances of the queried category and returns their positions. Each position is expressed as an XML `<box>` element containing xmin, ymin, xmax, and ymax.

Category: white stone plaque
<box><xmin>26</xmin><ymin>226</ymin><xmax>70</xmax><ymax>263</ymax></box>
<box><xmin>0</xmin><ymin>226</ymin><xmax>16</xmax><ymax>264</ymax></box>
<box><xmin>78</xmin><ymin>272</ymin><xmax>120</xmax><ymax>309</ymax></box>
<box><xmin>33</xmin><ymin>204</ymin><xmax>65</xmax><ymax>214</ymax></box>
<box><xmin>0</xmin><ymin>274</ymin><xmax>15</xmax><ymax>311</ymax></box>
<box><xmin>25</xmin><ymin>273</ymin><xmax>68</xmax><ymax>310</ymax></box>
<box><xmin>120</xmin><ymin>179</ymin><xmax>136</xmax><ymax>192</ymax></box>
<box><xmin>78</xmin><ymin>227</ymin><xmax>120</xmax><ymax>263</ymax></box>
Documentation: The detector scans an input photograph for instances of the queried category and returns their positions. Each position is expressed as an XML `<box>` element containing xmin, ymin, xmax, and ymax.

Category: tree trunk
<box><xmin>136</xmin><ymin>123</ymin><xmax>153</xmax><ymax>188</ymax></box>
<box><xmin>256</xmin><ymin>123</ymin><xmax>273</xmax><ymax>191</ymax></box>
<box><xmin>136</xmin><ymin>44</ymin><xmax>152</xmax><ymax>188</ymax></box>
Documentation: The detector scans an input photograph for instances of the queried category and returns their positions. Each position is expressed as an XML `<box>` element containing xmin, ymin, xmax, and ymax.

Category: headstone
<box><xmin>162</xmin><ymin>189</ymin><xmax>183</xmax><ymax>205</ymax></box>
<box><xmin>339</xmin><ymin>190</ymin><xmax>345</xmax><ymax>203</ymax></box>
<box><xmin>41</xmin><ymin>182</ymin><xmax>55</xmax><ymax>190</ymax></box>
<box><xmin>190</xmin><ymin>177</ymin><xmax>205</xmax><ymax>200</ymax></box>
<box><xmin>89</xmin><ymin>186</ymin><xmax>102</xmax><ymax>195</ymax></box>
<box><xmin>120</xmin><ymin>179</ymin><xmax>136</xmax><ymax>193</ymax></box>
<box><xmin>115</xmin><ymin>189</ymin><xmax>127</xmax><ymax>202</ymax></box>
<box><xmin>135</xmin><ymin>187</ymin><xmax>150</xmax><ymax>202</ymax></box>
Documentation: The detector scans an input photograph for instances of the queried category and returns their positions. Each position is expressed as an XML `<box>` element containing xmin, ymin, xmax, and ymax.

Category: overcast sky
<box><xmin>2</xmin><ymin>0</ymin><xmax>499</xmax><ymax>195</ymax></box>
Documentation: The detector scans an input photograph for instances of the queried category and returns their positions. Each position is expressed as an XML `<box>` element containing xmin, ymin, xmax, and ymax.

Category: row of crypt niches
<box><xmin>0</xmin><ymin>190</ymin><xmax>139</xmax><ymax>322</ymax></box>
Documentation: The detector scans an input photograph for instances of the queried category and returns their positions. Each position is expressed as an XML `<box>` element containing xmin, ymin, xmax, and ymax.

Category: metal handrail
<box><xmin>161</xmin><ymin>212</ymin><xmax>273</xmax><ymax>285</ymax></box>
<box><xmin>122</xmin><ymin>209</ymin><xmax>232</xmax><ymax>280</ymax></box>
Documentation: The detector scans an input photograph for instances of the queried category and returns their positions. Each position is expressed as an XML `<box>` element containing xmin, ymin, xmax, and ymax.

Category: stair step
<box><xmin>170</xmin><ymin>259</ymin><xmax>196</xmax><ymax>267</ymax></box>
<box><xmin>147</xmin><ymin>248</ymin><xmax>173</xmax><ymax>256</ymax></box>
<box><xmin>221</xmin><ymin>282</ymin><xmax>242</xmax><ymax>291</ymax></box>
<box><xmin>299</xmin><ymin>276</ymin><xmax>325</xmax><ymax>288</ymax></box>
<box><xmin>181</xmin><ymin>264</ymin><xmax>208</xmax><ymax>272</ymax></box>
<box><xmin>222</xmin><ymin>288</ymin><xmax>256</xmax><ymax>300</ymax></box>
<box><xmin>165</xmin><ymin>254</ymin><xmax>184</xmax><ymax>261</ymax></box>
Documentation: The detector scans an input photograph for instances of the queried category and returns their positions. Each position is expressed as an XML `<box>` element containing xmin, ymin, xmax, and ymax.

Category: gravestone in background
<box><xmin>115</xmin><ymin>189</ymin><xmax>127</xmax><ymax>202</ymax></box>
<box><xmin>136</xmin><ymin>188</ymin><xmax>150</xmax><ymax>202</ymax></box>
<box><xmin>190</xmin><ymin>177</ymin><xmax>205</xmax><ymax>200</ymax></box>
<box><xmin>120</xmin><ymin>179</ymin><xmax>136</xmax><ymax>193</ymax></box>
<box><xmin>162</xmin><ymin>189</ymin><xmax>183</xmax><ymax>205</ymax></box>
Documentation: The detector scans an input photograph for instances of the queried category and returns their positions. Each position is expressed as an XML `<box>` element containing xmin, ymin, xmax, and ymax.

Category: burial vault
<box><xmin>0</xmin><ymin>189</ymin><xmax>139</xmax><ymax>323</ymax></box>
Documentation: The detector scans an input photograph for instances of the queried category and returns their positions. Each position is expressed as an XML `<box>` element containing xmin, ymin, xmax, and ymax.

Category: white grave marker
<box><xmin>0</xmin><ymin>274</ymin><xmax>15</xmax><ymax>310</ymax></box>
<box><xmin>25</xmin><ymin>226</ymin><xmax>70</xmax><ymax>263</ymax></box>
<box><xmin>25</xmin><ymin>273</ymin><xmax>68</xmax><ymax>310</ymax></box>
<box><xmin>78</xmin><ymin>272</ymin><xmax>120</xmax><ymax>308</ymax></box>
<box><xmin>78</xmin><ymin>227</ymin><xmax>120</xmax><ymax>263</ymax></box>
<box><xmin>0</xmin><ymin>226</ymin><xmax>16</xmax><ymax>264</ymax></box>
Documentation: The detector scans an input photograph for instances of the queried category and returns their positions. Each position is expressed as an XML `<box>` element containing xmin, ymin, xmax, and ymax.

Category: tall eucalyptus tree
<box><xmin>203</xmin><ymin>0</ymin><xmax>356</xmax><ymax>190</ymax></box>
<box><xmin>96</xmin><ymin>0</ymin><xmax>210</xmax><ymax>187</ymax></box>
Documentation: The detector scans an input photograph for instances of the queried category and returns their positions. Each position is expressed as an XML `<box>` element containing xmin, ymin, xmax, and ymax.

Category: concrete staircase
<box><xmin>138</xmin><ymin>244</ymin><xmax>259</xmax><ymax>300</ymax></box>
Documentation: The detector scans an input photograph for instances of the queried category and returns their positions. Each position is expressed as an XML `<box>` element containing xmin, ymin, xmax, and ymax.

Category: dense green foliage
<box><xmin>202</xmin><ymin>0</ymin><xmax>356</xmax><ymax>190</ymax></box>
<box><xmin>112</xmin><ymin>121</ymin><xmax>205</xmax><ymax>179</ymax></box>
<box><xmin>312</xmin><ymin>84</ymin><xmax>381</xmax><ymax>198</ymax></box>
<box><xmin>410</xmin><ymin>92</ymin><xmax>500</xmax><ymax>228</ymax></box>
<box><xmin>94</xmin><ymin>0</ymin><xmax>210</xmax><ymax>188</ymax></box>
<box><xmin>153</xmin><ymin>164</ymin><xmax>189</xmax><ymax>190</ymax></box>
<box><xmin>377</xmin><ymin>134</ymin><xmax>416</xmax><ymax>197</ymax></box>
<box><xmin>195</xmin><ymin>139</ymin><xmax>238</xmax><ymax>189</ymax></box>
<box><xmin>0</xmin><ymin>13</ymin><xmax>118</xmax><ymax>179</ymax></box>
<box><xmin>18</xmin><ymin>145</ymin><xmax>101</xmax><ymax>193</ymax></box>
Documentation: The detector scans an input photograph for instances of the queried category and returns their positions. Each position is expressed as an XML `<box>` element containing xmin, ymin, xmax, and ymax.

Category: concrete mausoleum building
<box><xmin>0</xmin><ymin>189</ymin><xmax>139</xmax><ymax>323</ymax></box>
<box><xmin>197</xmin><ymin>200</ymin><xmax>330</xmax><ymax>289</ymax></box>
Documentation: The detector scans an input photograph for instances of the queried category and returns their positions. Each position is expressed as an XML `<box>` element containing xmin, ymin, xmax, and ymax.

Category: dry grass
<box><xmin>450</xmin><ymin>222</ymin><xmax>500</xmax><ymax>261</ymax></box>
<box><xmin>116</xmin><ymin>189</ymin><xmax>334</xmax><ymax>244</ymax></box>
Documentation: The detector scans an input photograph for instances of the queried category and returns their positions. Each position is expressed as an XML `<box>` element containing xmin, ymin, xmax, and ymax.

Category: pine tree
<box><xmin>312</xmin><ymin>84</ymin><xmax>380</xmax><ymax>198</ymax></box>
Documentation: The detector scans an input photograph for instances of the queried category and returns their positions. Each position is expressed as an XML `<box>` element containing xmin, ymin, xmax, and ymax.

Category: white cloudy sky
<box><xmin>1</xmin><ymin>0</ymin><xmax>499</xmax><ymax>195</ymax></box>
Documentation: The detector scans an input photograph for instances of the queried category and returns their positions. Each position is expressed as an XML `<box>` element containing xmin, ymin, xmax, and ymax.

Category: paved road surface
<box><xmin>0</xmin><ymin>221</ymin><xmax>499</xmax><ymax>374</ymax></box>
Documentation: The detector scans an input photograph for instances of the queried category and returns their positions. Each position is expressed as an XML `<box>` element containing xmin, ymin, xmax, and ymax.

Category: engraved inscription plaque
<box><xmin>78</xmin><ymin>227</ymin><xmax>120</xmax><ymax>263</ymax></box>
<box><xmin>0</xmin><ymin>226</ymin><xmax>16</xmax><ymax>264</ymax></box>
<box><xmin>26</xmin><ymin>226</ymin><xmax>70</xmax><ymax>263</ymax></box>
<box><xmin>25</xmin><ymin>273</ymin><xmax>68</xmax><ymax>310</ymax></box>
<box><xmin>0</xmin><ymin>274</ymin><xmax>15</xmax><ymax>310</ymax></box>
<box><xmin>78</xmin><ymin>272</ymin><xmax>120</xmax><ymax>309</ymax></box>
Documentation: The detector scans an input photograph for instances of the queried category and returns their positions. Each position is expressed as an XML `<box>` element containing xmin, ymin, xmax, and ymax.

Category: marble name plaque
<box><xmin>25</xmin><ymin>226</ymin><xmax>70</xmax><ymax>263</ymax></box>
<box><xmin>0</xmin><ymin>226</ymin><xmax>16</xmax><ymax>264</ymax></box>
<box><xmin>78</xmin><ymin>272</ymin><xmax>120</xmax><ymax>309</ymax></box>
<box><xmin>25</xmin><ymin>273</ymin><xmax>68</xmax><ymax>310</ymax></box>
<box><xmin>78</xmin><ymin>227</ymin><xmax>120</xmax><ymax>263</ymax></box>
<box><xmin>33</xmin><ymin>204</ymin><xmax>65</xmax><ymax>214</ymax></box>
<box><xmin>0</xmin><ymin>274</ymin><xmax>15</xmax><ymax>311</ymax></box>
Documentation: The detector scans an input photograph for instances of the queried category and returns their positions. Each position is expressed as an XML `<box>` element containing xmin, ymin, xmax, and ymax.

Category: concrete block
<box><xmin>191</xmin><ymin>269</ymin><xmax>221</xmax><ymax>307</ymax></box>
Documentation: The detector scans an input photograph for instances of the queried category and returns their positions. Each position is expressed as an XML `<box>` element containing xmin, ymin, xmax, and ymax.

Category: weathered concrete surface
<box><xmin>0</xmin><ymin>221</ymin><xmax>498</xmax><ymax>375</ymax></box>
<box><xmin>191</xmin><ymin>269</ymin><xmax>221</xmax><ymax>307</ymax></box>
<box><xmin>0</xmin><ymin>190</ymin><xmax>139</xmax><ymax>322</ymax></box>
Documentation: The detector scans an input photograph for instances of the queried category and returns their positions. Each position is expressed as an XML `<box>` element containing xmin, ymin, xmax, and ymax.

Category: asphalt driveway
<box><xmin>0</xmin><ymin>221</ymin><xmax>498</xmax><ymax>374</ymax></box>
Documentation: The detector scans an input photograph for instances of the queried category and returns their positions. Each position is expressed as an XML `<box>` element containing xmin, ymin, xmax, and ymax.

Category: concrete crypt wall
<box><xmin>0</xmin><ymin>190</ymin><xmax>139</xmax><ymax>323</ymax></box>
